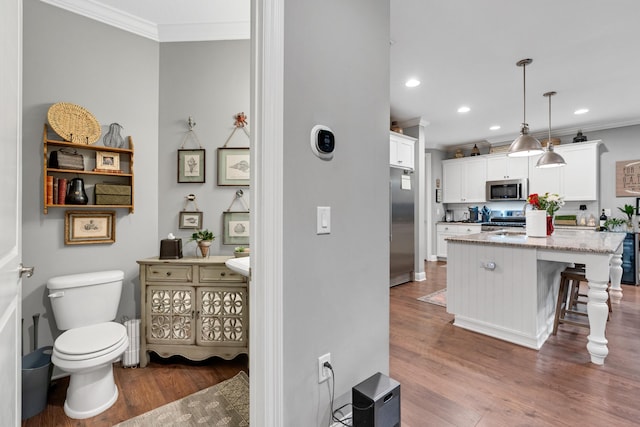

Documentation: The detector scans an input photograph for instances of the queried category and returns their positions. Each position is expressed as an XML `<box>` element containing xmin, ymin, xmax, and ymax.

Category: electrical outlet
<box><xmin>604</xmin><ymin>208</ymin><xmax>612</xmax><ymax>216</ymax></box>
<box><xmin>318</xmin><ymin>353</ymin><xmax>331</xmax><ymax>383</ymax></box>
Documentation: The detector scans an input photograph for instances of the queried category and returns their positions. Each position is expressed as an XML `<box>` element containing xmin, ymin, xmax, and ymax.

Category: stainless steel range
<box><xmin>481</xmin><ymin>210</ymin><xmax>526</xmax><ymax>231</ymax></box>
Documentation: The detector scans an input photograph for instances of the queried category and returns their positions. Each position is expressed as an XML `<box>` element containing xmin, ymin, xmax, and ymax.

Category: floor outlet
<box><xmin>318</xmin><ymin>353</ymin><xmax>331</xmax><ymax>383</ymax></box>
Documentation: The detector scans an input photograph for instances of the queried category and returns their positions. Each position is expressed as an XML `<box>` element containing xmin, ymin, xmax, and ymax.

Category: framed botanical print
<box><xmin>178</xmin><ymin>149</ymin><xmax>206</xmax><ymax>183</ymax></box>
<box><xmin>217</xmin><ymin>147</ymin><xmax>249</xmax><ymax>186</ymax></box>
<box><xmin>64</xmin><ymin>210</ymin><xmax>116</xmax><ymax>245</ymax></box>
<box><xmin>222</xmin><ymin>211</ymin><xmax>250</xmax><ymax>245</ymax></box>
<box><xmin>178</xmin><ymin>211</ymin><xmax>203</xmax><ymax>229</ymax></box>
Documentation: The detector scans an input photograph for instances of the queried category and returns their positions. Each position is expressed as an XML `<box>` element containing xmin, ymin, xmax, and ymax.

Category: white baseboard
<box><xmin>413</xmin><ymin>271</ymin><xmax>426</xmax><ymax>281</ymax></box>
<box><xmin>427</xmin><ymin>255</ymin><xmax>438</xmax><ymax>262</ymax></box>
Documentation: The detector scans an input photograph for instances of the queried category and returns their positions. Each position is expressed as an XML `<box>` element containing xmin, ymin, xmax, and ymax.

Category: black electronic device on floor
<box><xmin>352</xmin><ymin>372</ymin><xmax>400</xmax><ymax>427</ymax></box>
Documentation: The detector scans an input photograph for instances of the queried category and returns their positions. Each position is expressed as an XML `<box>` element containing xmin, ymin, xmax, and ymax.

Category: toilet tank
<box><xmin>47</xmin><ymin>270</ymin><xmax>124</xmax><ymax>330</ymax></box>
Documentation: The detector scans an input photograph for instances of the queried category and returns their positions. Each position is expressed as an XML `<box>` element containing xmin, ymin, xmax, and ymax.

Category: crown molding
<box><xmin>159</xmin><ymin>22</ymin><xmax>249</xmax><ymax>42</ymax></box>
<box><xmin>41</xmin><ymin>0</ymin><xmax>250</xmax><ymax>42</ymax></box>
<box><xmin>42</xmin><ymin>0</ymin><xmax>158</xmax><ymax>40</ymax></box>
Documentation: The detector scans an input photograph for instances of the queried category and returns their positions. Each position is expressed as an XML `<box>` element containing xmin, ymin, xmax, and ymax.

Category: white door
<box><xmin>1</xmin><ymin>0</ymin><xmax>24</xmax><ymax>424</ymax></box>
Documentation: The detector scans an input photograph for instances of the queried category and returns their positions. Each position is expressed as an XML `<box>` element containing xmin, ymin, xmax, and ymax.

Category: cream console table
<box><xmin>136</xmin><ymin>256</ymin><xmax>248</xmax><ymax>367</ymax></box>
<box><xmin>446</xmin><ymin>230</ymin><xmax>625</xmax><ymax>365</ymax></box>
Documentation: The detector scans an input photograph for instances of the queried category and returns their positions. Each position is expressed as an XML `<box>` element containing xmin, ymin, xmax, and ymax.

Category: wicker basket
<box><xmin>47</xmin><ymin>102</ymin><xmax>101</xmax><ymax>144</ymax></box>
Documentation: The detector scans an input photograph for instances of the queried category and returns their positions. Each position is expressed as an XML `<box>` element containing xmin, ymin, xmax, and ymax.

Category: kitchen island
<box><xmin>446</xmin><ymin>229</ymin><xmax>625</xmax><ymax>365</ymax></box>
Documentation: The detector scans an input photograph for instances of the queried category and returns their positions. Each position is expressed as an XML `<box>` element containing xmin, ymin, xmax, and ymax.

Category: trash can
<box><xmin>21</xmin><ymin>346</ymin><xmax>53</xmax><ymax>420</ymax></box>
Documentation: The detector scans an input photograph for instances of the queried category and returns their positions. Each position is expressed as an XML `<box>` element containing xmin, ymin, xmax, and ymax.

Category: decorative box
<box><xmin>95</xmin><ymin>183</ymin><xmax>131</xmax><ymax>205</ymax></box>
<box><xmin>160</xmin><ymin>238</ymin><xmax>183</xmax><ymax>259</ymax></box>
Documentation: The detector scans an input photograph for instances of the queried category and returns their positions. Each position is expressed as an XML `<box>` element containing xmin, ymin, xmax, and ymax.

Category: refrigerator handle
<box><xmin>389</xmin><ymin>179</ymin><xmax>393</xmax><ymax>242</ymax></box>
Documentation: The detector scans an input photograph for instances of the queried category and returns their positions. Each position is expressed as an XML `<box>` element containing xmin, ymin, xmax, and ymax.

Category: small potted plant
<box><xmin>617</xmin><ymin>204</ymin><xmax>635</xmax><ymax>231</ymax></box>
<box><xmin>190</xmin><ymin>229</ymin><xmax>215</xmax><ymax>257</ymax></box>
<box><xmin>234</xmin><ymin>246</ymin><xmax>250</xmax><ymax>258</ymax></box>
<box><xmin>604</xmin><ymin>217</ymin><xmax>627</xmax><ymax>232</ymax></box>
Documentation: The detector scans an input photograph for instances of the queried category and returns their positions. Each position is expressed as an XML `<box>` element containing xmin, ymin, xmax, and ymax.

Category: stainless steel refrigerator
<box><xmin>390</xmin><ymin>167</ymin><xmax>415</xmax><ymax>287</ymax></box>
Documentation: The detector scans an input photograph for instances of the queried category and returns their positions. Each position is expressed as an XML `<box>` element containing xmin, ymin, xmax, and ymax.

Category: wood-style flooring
<box><xmin>21</xmin><ymin>354</ymin><xmax>248</xmax><ymax>427</ymax></box>
<box><xmin>390</xmin><ymin>261</ymin><xmax>640</xmax><ymax>427</ymax></box>
<box><xmin>23</xmin><ymin>261</ymin><xmax>640</xmax><ymax>426</ymax></box>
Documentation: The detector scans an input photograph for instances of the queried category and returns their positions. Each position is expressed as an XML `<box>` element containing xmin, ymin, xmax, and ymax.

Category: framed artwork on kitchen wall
<box><xmin>616</xmin><ymin>159</ymin><xmax>640</xmax><ymax>197</ymax></box>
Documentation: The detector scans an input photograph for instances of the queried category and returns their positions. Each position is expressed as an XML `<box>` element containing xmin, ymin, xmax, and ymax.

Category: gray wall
<box><xmin>586</xmin><ymin>124</ymin><xmax>640</xmax><ymax>218</ymax></box>
<box><xmin>282</xmin><ymin>0</ymin><xmax>390</xmax><ymax>425</ymax></box>
<box><xmin>21</xmin><ymin>0</ymin><xmax>159</xmax><ymax>353</ymax></box>
<box><xmin>158</xmin><ymin>41</ymin><xmax>250</xmax><ymax>256</ymax></box>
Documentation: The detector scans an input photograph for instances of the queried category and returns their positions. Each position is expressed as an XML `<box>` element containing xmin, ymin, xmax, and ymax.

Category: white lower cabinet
<box><xmin>436</xmin><ymin>223</ymin><xmax>482</xmax><ymax>258</ymax></box>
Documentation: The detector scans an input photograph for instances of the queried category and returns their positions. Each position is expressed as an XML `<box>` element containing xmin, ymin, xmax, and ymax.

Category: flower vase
<box><xmin>546</xmin><ymin>215</ymin><xmax>554</xmax><ymax>236</ymax></box>
<box><xmin>198</xmin><ymin>240</ymin><xmax>212</xmax><ymax>258</ymax></box>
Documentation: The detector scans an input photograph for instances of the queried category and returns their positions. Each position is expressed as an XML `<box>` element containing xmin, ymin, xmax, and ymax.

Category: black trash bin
<box><xmin>21</xmin><ymin>346</ymin><xmax>53</xmax><ymax>420</ymax></box>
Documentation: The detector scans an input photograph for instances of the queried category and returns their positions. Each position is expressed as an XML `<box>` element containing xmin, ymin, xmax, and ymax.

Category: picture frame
<box><xmin>217</xmin><ymin>147</ymin><xmax>250</xmax><ymax>187</ymax></box>
<box><xmin>64</xmin><ymin>210</ymin><xmax>116</xmax><ymax>245</ymax></box>
<box><xmin>178</xmin><ymin>149</ymin><xmax>206</xmax><ymax>183</ymax></box>
<box><xmin>615</xmin><ymin>159</ymin><xmax>640</xmax><ymax>197</ymax></box>
<box><xmin>222</xmin><ymin>211</ymin><xmax>250</xmax><ymax>245</ymax></box>
<box><xmin>179</xmin><ymin>211</ymin><xmax>203</xmax><ymax>229</ymax></box>
<box><xmin>96</xmin><ymin>151</ymin><xmax>120</xmax><ymax>172</ymax></box>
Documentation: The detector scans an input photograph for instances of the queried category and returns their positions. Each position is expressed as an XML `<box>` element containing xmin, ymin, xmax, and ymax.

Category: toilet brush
<box><xmin>32</xmin><ymin>313</ymin><xmax>40</xmax><ymax>351</ymax></box>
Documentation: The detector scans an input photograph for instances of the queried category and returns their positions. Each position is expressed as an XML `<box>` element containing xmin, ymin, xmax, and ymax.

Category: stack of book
<box><xmin>46</xmin><ymin>176</ymin><xmax>68</xmax><ymax>205</ymax></box>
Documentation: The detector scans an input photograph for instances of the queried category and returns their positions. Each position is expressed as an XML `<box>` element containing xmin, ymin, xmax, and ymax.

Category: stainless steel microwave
<box><xmin>486</xmin><ymin>179</ymin><xmax>528</xmax><ymax>201</ymax></box>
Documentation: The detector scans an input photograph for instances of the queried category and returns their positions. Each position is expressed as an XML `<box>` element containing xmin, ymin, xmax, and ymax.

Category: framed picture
<box><xmin>179</xmin><ymin>211</ymin><xmax>203</xmax><ymax>229</ymax></box>
<box><xmin>178</xmin><ymin>149</ymin><xmax>206</xmax><ymax>183</ymax></box>
<box><xmin>616</xmin><ymin>159</ymin><xmax>640</xmax><ymax>197</ymax></box>
<box><xmin>222</xmin><ymin>211</ymin><xmax>250</xmax><ymax>245</ymax></box>
<box><xmin>96</xmin><ymin>151</ymin><xmax>120</xmax><ymax>172</ymax></box>
<box><xmin>217</xmin><ymin>147</ymin><xmax>249</xmax><ymax>186</ymax></box>
<box><xmin>64</xmin><ymin>210</ymin><xmax>115</xmax><ymax>245</ymax></box>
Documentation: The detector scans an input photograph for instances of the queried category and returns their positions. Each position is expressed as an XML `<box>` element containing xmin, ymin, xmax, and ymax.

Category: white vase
<box><xmin>526</xmin><ymin>210</ymin><xmax>547</xmax><ymax>237</ymax></box>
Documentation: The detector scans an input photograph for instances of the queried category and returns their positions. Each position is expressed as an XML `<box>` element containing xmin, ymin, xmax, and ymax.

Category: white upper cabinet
<box><xmin>442</xmin><ymin>157</ymin><xmax>487</xmax><ymax>203</ymax></box>
<box><xmin>528</xmin><ymin>141</ymin><xmax>600</xmax><ymax>201</ymax></box>
<box><xmin>486</xmin><ymin>155</ymin><xmax>529</xmax><ymax>181</ymax></box>
<box><xmin>390</xmin><ymin>131</ymin><xmax>415</xmax><ymax>170</ymax></box>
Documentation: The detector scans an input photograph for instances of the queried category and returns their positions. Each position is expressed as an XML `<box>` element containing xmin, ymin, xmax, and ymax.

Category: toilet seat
<box><xmin>54</xmin><ymin>322</ymin><xmax>127</xmax><ymax>361</ymax></box>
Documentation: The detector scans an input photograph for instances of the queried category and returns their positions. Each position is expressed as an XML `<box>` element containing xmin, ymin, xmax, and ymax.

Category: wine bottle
<box><xmin>599</xmin><ymin>209</ymin><xmax>607</xmax><ymax>231</ymax></box>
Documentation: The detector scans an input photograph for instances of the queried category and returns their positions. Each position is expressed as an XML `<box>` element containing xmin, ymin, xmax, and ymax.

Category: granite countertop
<box><xmin>446</xmin><ymin>229</ymin><xmax>626</xmax><ymax>254</ymax></box>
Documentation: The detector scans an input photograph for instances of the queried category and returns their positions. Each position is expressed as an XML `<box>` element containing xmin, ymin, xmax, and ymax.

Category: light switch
<box><xmin>317</xmin><ymin>206</ymin><xmax>331</xmax><ymax>235</ymax></box>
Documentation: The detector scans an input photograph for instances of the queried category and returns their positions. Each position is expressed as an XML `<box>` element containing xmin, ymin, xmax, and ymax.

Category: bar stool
<box><xmin>552</xmin><ymin>266</ymin><xmax>612</xmax><ymax>335</ymax></box>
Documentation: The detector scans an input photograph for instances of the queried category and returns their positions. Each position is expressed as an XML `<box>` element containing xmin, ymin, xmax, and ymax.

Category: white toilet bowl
<box><xmin>52</xmin><ymin>322</ymin><xmax>128</xmax><ymax>419</ymax></box>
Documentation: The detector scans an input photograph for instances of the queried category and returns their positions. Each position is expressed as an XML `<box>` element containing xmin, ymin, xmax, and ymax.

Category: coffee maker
<box><xmin>468</xmin><ymin>206</ymin><xmax>479</xmax><ymax>222</ymax></box>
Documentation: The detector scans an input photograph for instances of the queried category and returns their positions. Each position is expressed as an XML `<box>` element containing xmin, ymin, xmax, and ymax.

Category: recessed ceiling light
<box><xmin>489</xmin><ymin>125</ymin><xmax>501</xmax><ymax>131</ymax></box>
<box><xmin>457</xmin><ymin>106</ymin><xmax>471</xmax><ymax>113</ymax></box>
<box><xmin>574</xmin><ymin>108</ymin><xmax>589</xmax><ymax>115</ymax></box>
<box><xmin>405</xmin><ymin>79</ymin><xmax>420</xmax><ymax>88</ymax></box>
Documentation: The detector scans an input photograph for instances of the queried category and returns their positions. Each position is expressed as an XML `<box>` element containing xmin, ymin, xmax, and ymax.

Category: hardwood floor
<box><xmin>21</xmin><ymin>354</ymin><xmax>248</xmax><ymax>427</ymax></box>
<box><xmin>390</xmin><ymin>261</ymin><xmax>640</xmax><ymax>427</ymax></box>
<box><xmin>22</xmin><ymin>261</ymin><xmax>640</xmax><ymax>426</ymax></box>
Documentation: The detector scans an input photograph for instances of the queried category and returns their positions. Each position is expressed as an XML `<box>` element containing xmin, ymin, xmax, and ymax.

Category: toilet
<box><xmin>47</xmin><ymin>270</ymin><xmax>128</xmax><ymax>419</ymax></box>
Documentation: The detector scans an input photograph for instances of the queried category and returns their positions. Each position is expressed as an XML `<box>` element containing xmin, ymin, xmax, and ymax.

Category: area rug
<box><xmin>417</xmin><ymin>289</ymin><xmax>447</xmax><ymax>307</ymax></box>
<box><xmin>113</xmin><ymin>371</ymin><xmax>249</xmax><ymax>427</ymax></box>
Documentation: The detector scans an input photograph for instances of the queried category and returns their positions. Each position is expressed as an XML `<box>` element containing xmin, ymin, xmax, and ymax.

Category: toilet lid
<box><xmin>55</xmin><ymin>322</ymin><xmax>126</xmax><ymax>356</ymax></box>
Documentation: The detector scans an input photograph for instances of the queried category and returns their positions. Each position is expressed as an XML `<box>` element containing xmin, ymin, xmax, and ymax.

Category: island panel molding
<box><xmin>446</xmin><ymin>229</ymin><xmax>625</xmax><ymax>365</ymax></box>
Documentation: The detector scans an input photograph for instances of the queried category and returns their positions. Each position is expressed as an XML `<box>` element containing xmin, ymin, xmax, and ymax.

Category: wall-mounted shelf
<box><xmin>42</xmin><ymin>124</ymin><xmax>135</xmax><ymax>214</ymax></box>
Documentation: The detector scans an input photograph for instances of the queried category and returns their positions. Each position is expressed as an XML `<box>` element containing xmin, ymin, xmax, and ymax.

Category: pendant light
<box><xmin>536</xmin><ymin>91</ymin><xmax>566</xmax><ymax>168</ymax></box>
<box><xmin>507</xmin><ymin>59</ymin><xmax>544</xmax><ymax>157</ymax></box>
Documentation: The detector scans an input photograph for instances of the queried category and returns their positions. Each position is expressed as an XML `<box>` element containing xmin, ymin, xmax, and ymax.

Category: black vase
<box><xmin>65</xmin><ymin>178</ymin><xmax>88</xmax><ymax>205</ymax></box>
